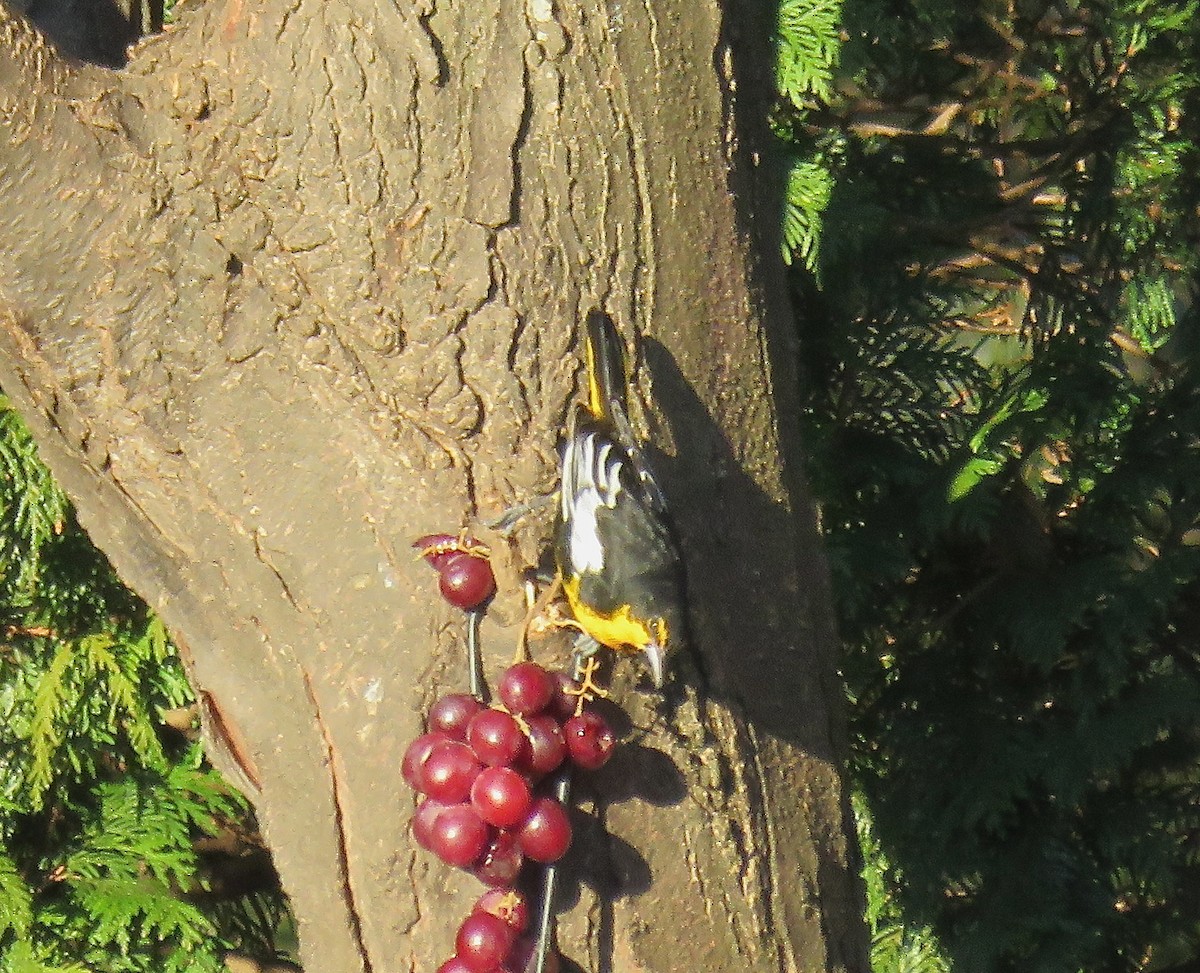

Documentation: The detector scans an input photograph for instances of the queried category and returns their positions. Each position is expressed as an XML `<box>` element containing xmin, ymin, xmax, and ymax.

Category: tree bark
<box><xmin>0</xmin><ymin>0</ymin><xmax>867</xmax><ymax>970</ymax></box>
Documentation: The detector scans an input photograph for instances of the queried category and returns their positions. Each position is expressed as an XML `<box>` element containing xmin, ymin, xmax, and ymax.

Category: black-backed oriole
<box><xmin>554</xmin><ymin>311</ymin><xmax>687</xmax><ymax>687</ymax></box>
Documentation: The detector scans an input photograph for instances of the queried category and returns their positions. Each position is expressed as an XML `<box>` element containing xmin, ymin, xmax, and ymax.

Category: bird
<box><xmin>554</xmin><ymin>310</ymin><xmax>687</xmax><ymax>688</ymax></box>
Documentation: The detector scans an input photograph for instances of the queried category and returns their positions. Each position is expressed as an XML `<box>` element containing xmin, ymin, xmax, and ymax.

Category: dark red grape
<box><xmin>402</xmin><ymin>731</ymin><xmax>446</xmax><ymax>792</ymax></box>
<box><xmin>428</xmin><ymin>804</ymin><xmax>490</xmax><ymax>867</ymax></box>
<box><xmin>411</xmin><ymin>798</ymin><xmax>453</xmax><ymax>850</ymax></box>
<box><xmin>498</xmin><ymin>662</ymin><xmax>555</xmax><ymax>715</ymax></box>
<box><xmin>549</xmin><ymin>672</ymin><xmax>583</xmax><ymax>720</ymax></box>
<box><xmin>414</xmin><ymin>533</ymin><xmax>464</xmax><ymax>571</ymax></box>
<box><xmin>564</xmin><ymin>710</ymin><xmax>616</xmax><ymax>770</ymax></box>
<box><xmin>439</xmin><ymin>552</ymin><xmax>496</xmax><ymax>610</ymax></box>
<box><xmin>430</xmin><ymin>693</ymin><xmax>485</xmax><ymax>741</ymax></box>
<box><xmin>435</xmin><ymin>957</ymin><xmax>476</xmax><ymax>973</ymax></box>
<box><xmin>517</xmin><ymin>797</ymin><xmax>572</xmax><ymax>863</ymax></box>
<box><xmin>474</xmin><ymin>888</ymin><xmax>530</xmax><ymax>933</ymax></box>
<box><xmin>423</xmin><ymin>740</ymin><xmax>483</xmax><ymax>803</ymax></box>
<box><xmin>472</xmin><ymin>829</ymin><xmax>524</xmax><ymax>887</ymax></box>
<box><xmin>516</xmin><ymin>714</ymin><xmax>566</xmax><ymax>777</ymax></box>
<box><xmin>471</xmin><ymin>766</ymin><xmax>533</xmax><ymax>828</ymax></box>
<box><xmin>467</xmin><ymin>709</ymin><xmax>528</xmax><ymax>767</ymax></box>
<box><xmin>456</xmin><ymin>911</ymin><xmax>515</xmax><ymax>972</ymax></box>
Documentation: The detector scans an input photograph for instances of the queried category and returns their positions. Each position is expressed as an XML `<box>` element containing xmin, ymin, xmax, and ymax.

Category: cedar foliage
<box><xmin>777</xmin><ymin>0</ymin><xmax>1200</xmax><ymax>970</ymax></box>
<box><xmin>0</xmin><ymin>396</ymin><xmax>290</xmax><ymax>972</ymax></box>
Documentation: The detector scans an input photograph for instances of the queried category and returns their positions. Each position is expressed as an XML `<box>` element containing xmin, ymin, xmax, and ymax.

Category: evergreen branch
<box><xmin>2</xmin><ymin>940</ymin><xmax>90</xmax><ymax>973</ymax></box>
<box><xmin>26</xmin><ymin>642</ymin><xmax>75</xmax><ymax>809</ymax></box>
<box><xmin>0</xmin><ymin>850</ymin><xmax>32</xmax><ymax>943</ymax></box>
<box><xmin>77</xmin><ymin>634</ymin><xmax>168</xmax><ymax>775</ymax></box>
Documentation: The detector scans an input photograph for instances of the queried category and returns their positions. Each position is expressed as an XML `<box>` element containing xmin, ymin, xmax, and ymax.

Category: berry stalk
<box><xmin>529</xmin><ymin>765</ymin><xmax>573</xmax><ymax>973</ymax></box>
<box><xmin>466</xmin><ymin>609</ymin><xmax>485</xmax><ymax>702</ymax></box>
<box><xmin>527</xmin><ymin>646</ymin><xmax>593</xmax><ymax>973</ymax></box>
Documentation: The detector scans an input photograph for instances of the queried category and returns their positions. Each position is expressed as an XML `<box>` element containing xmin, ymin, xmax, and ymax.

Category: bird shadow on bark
<box><xmin>643</xmin><ymin>336</ymin><xmax>842</xmax><ymax>769</ymax></box>
<box><xmin>641</xmin><ymin>336</ymin><xmax>865</xmax><ymax>970</ymax></box>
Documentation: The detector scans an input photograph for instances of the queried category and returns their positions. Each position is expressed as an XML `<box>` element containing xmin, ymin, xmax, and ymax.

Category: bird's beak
<box><xmin>643</xmin><ymin>642</ymin><xmax>665</xmax><ymax>689</ymax></box>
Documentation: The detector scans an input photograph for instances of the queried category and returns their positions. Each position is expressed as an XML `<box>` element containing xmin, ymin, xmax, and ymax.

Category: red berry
<box><xmin>456</xmin><ymin>911</ymin><xmax>515</xmax><ymax>972</ymax></box>
<box><xmin>428</xmin><ymin>804</ymin><xmax>490</xmax><ymax>867</ymax></box>
<box><xmin>471</xmin><ymin>767</ymin><xmax>533</xmax><ymax>828</ymax></box>
<box><xmin>430</xmin><ymin>693</ymin><xmax>485</xmax><ymax>740</ymax></box>
<box><xmin>475</xmin><ymin>888</ymin><xmax>530</xmax><ymax>933</ymax></box>
<box><xmin>467</xmin><ymin>709</ymin><xmax>528</xmax><ymax>767</ymax></box>
<box><xmin>565</xmin><ymin>710</ymin><xmax>616</xmax><ymax>770</ymax></box>
<box><xmin>411</xmin><ymin>798</ymin><xmax>453</xmax><ymax>850</ymax></box>
<box><xmin>549</xmin><ymin>672</ymin><xmax>583</xmax><ymax>720</ymax></box>
<box><xmin>423</xmin><ymin>740</ymin><xmax>484</xmax><ymax>804</ymax></box>
<box><xmin>499</xmin><ymin>662</ymin><xmax>555</xmax><ymax>715</ymax></box>
<box><xmin>517</xmin><ymin>797</ymin><xmax>572</xmax><ymax>863</ymax></box>
<box><xmin>472</xmin><ymin>829</ymin><xmax>524</xmax><ymax>887</ymax></box>
<box><xmin>438</xmin><ymin>552</ymin><xmax>496</xmax><ymax>610</ymax></box>
<box><xmin>402</xmin><ymin>732</ymin><xmax>446</xmax><ymax>792</ymax></box>
<box><xmin>436</xmin><ymin>957</ymin><xmax>476</xmax><ymax>973</ymax></box>
<box><xmin>517</xmin><ymin>714</ymin><xmax>566</xmax><ymax>777</ymax></box>
<box><xmin>414</xmin><ymin>533</ymin><xmax>465</xmax><ymax>570</ymax></box>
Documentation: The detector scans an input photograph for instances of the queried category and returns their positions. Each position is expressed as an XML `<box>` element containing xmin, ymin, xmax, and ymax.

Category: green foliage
<box><xmin>778</xmin><ymin>0</ymin><xmax>1200</xmax><ymax>970</ymax></box>
<box><xmin>0</xmin><ymin>395</ymin><xmax>69</xmax><ymax>606</ymax></box>
<box><xmin>776</xmin><ymin>0</ymin><xmax>843</xmax><ymax>106</ymax></box>
<box><xmin>782</xmin><ymin>155</ymin><xmax>836</xmax><ymax>275</ymax></box>
<box><xmin>856</xmin><ymin>794</ymin><xmax>950</xmax><ymax>973</ymax></box>
<box><xmin>0</xmin><ymin>397</ymin><xmax>289</xmax><ymax>971</ymax></box>
<box><xmin>775</xmin><ymin>0</ymin><xmax>846</xmax><ymax>270</ymax></box>
<box><xmin>44</xmin><ymin>758</ymin><xmax>231</xmax><ymax>973</ymax></box>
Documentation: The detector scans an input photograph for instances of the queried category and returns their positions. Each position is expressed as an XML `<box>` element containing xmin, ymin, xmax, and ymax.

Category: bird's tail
<box><xmin>580</xmin><ymin>310</ymin><xmax>668</xmax><ymax>514</ymax></box>
<box><xmin>584</xmin><ymin>310</ymin><xmax>631</xmax><ymax>423</ymax></box>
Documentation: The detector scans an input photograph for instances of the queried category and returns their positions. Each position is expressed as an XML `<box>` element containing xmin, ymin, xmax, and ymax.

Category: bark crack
<box><xmin>199</xmin><ymin>689</ymin><xmax>263</xmax><ymax>793</ymax></box>
<box><xmin>746</xmin><ymin>725</ymin><xmax>798</xmax><ymax>973</ymax></box>
<box><xmin>253</xmin><ymin>531</ymin><xmax>301</xmax><ymax>610</ymax></box>
<box><xmin>303</xmin><ymin>667</ymin><xmax>375</xmax><ymax>973</ymax></box>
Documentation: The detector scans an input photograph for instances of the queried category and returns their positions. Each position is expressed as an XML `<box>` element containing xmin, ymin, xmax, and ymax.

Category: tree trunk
<box><xmin>0</xmin><ymin>0</ymin><xmax>867</xmax><ymax>969</ymax></box>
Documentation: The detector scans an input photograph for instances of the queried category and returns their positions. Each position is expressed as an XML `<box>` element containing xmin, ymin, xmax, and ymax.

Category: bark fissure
<box><xmin>304</xmin><ymin>668</ymin><xmax>374</xmax><ymax>973</ymax></box>
<box><xmin>199</xmin><ymin>688</ymin><xmax>263</xmax><ymax>793</ymax></box>
<box><xmin>747</xmin><ymin>723</ymin><xmax>799</xmax><ymax>973</ymax></box>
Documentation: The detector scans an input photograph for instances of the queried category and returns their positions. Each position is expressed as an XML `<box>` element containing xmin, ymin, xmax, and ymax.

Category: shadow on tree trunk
<box><xmin>7</xmin><ymin>0</ymin><xmax>159</xmax><ymax>66</ymax></box>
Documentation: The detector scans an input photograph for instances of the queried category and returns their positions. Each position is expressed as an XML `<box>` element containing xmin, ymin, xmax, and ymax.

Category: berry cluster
<box><xmin>404</xmin><ymin>661</ymin><xmax>615</xmax><ymax>972</ymax></box>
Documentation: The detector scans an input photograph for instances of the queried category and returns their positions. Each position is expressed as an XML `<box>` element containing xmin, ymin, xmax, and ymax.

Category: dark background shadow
<box><xmin>4</xmin><ymin>0</ymin><xmax>159</xmax><ymax>67</ymax></box>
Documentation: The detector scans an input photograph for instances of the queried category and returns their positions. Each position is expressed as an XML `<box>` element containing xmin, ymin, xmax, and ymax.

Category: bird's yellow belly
<box><xmin>562</xmin><ymin>576</ymin><xmax>652</xmax><ymax>653</ymax></box>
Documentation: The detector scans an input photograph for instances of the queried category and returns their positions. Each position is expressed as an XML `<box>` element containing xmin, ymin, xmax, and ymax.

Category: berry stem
<box><xmin>467</xmin><ymin>609</ymin><xmax>486</xmax><ymax>702</ymax></box>
<box><xmin>529</xmin><ymin>766</ymin><xmax>571</xmax><ymax>973</ymax></box>
<box><xmin>528</xmin><ymin>650</ymin><xmax>588</xmax><ymax>973</ymax></box>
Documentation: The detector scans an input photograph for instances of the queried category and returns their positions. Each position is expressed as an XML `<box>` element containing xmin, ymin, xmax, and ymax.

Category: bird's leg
<box><xmin>483</xmin><ymin>494</ymin><xmax>557</xmax><ymax>536</ymax></box>
<box><xmin>515</xmin><ymin>573</ymin><xmax>585</xmax><ymax>664</ymax></box>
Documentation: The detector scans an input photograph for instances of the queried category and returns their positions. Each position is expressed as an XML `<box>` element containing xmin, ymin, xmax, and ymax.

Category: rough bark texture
<box><xmin>0</xmin><ymin>0</ymin><xmax>868</xmax><ymax>969</ymax></box>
